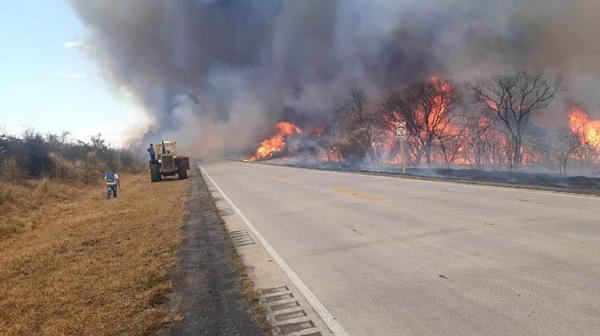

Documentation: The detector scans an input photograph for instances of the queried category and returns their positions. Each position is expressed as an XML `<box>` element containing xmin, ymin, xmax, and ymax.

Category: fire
<box><xmin>569</xmin><ymin>106</ymin><xmax>600</xmax><ymax>149</ymax></box>
<box><xmin>248</xmin><ymin>121</ymin><xmax>301</xmax><ymax>161</ymax></box>
<box><xmin>383</xmin><ymin>78</ymin><xmax>459</xmax><ymax>165</ymax></box>
<box><xmin>246</xmin><ymin>90</ymin><xmax>600</xmax><ymax>171</ymax></box>
<box><xmin>427</xmin><ymin>78</ymin><xmax>452</xmax><ymax>129</ymax></box>
<box><xmin>486</xmin><ymin>100</ymin><xmax>499</xmax><ymax>112</ymax></box>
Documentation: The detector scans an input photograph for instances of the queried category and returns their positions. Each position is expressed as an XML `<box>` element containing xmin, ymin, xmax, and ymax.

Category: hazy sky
<box><xmin>0</xmin><ymin>1</ymin><xmax>147</xmax><ymax>146</ymax></box>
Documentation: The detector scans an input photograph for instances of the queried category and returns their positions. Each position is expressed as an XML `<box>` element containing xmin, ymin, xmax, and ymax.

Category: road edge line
<box><xmin>200</xmin><ymin>166</ymin><xmax>349</xmax><ymax>336</ymax></box>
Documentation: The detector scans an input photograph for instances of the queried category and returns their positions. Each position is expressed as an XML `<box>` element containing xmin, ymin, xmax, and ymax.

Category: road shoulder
<box><xmin>201</xmin><ymin>165</ymin><xmax>338</xmax><ymax>336</ymax></box>
<box><xmin>168</xmin><ymin>167</ymin><xmax>265</xmax><ymax>335</ymax></box>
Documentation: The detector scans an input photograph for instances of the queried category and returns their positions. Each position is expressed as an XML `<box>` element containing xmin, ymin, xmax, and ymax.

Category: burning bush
<box><xmin>382</xmin><ymin>78</ymin><xmax>461</xmax><ymax>167</ymax></box>
<box><xmin>248</xmin><ymin>122</ymin><xmax>302</xmax><ymax>161</ymax></box>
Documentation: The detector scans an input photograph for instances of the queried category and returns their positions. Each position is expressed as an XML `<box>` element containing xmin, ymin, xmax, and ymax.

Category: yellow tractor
<box><xmin>150</xmin><ymin>140</ymin><xmax>189</xmax><ymax>182</ymax></box>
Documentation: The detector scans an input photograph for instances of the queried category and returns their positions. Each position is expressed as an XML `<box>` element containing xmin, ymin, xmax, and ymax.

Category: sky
<box><xmin>0</xmin><ymin>1</ymin><xmax>148</xmax><ymax>147</ymax></box>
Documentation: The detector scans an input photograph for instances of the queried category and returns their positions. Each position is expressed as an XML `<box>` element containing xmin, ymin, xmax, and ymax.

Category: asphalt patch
<box><xmin>168</xmin><ymin>167</ymin><xmax>263</xmax><ymax>335</ymax></box>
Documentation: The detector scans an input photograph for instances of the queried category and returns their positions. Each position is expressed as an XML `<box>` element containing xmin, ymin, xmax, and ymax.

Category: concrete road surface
<box><xmin>202</xmin><ymin>161</ymin><xmax>600</xmax><ymax>336</ymax></box>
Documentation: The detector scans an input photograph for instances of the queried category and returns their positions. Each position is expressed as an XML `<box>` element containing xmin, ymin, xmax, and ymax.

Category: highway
<box><xmin>202</xmin><ymin>161</ymin><xmax>600</xmax><ymax>336</ymax></box>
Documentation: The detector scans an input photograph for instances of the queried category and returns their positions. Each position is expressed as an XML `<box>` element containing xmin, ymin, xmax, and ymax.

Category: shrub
<box><xmin>0</xmin><ymin>131</ymin><xmax>143</xmax><ymax>183</ymax></box>
<box><xmin>20</xmin><ymin>131</ymin><xmax>53</xmax><ymax>177</ymax></box>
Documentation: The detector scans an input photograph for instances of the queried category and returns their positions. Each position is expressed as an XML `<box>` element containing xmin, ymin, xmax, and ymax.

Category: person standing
<box><xmin>104</xmin><ymin>171</ymin><xmax>120</xmax><ymax>199</ymax></box>
<box><xmin>147</xmin><ymin>143</ymin><xmax>156</xmax><ymax>163</ymax></box>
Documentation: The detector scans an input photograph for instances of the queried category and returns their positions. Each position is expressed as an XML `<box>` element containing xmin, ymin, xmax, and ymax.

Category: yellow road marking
<box><xmin>247</xmin><ymin>169</ymin><xmax>293</xmax><ymax>183</ymax></box>
<box><xmin>334</xmin><ymin>188</ymin><xmax>385</xmax><ymax>202</ymax></box>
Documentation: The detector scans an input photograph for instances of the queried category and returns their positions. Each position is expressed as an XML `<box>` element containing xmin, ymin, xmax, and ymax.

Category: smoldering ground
<box><xmin>70</xmin><ymin>0</ymin><xmax>600</xmax><ymax>156</ymax></box>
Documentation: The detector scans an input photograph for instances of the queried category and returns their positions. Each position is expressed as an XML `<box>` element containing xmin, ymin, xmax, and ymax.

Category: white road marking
<box><xmin>200</xmin><ymin>166</ymin><xmax>349</xmax><ymax>336</ymax></box>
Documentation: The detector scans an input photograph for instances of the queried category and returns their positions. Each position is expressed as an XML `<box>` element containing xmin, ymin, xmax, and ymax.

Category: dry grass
<box><xmin>0</xmin><ymin>173</ymin><xmax>190</xmax><ymax>335</ymax></box>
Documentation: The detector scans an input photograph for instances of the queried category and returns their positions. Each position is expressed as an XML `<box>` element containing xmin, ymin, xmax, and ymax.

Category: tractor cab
<box><xmin>157</xmin><ymin>140</ymin><xmax>176</xmax><ymax>156</ymax></box>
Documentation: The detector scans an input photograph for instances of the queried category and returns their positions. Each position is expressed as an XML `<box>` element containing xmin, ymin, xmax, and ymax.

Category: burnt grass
<box><xmin>168</xmin><ymin>167</ymin><xmax>265</xmax><ymax>336</ymax></box>
<box><xmin>274</xmin><ymin>162</ymin><xmax>600</xmax><ymax>195</ymax></box>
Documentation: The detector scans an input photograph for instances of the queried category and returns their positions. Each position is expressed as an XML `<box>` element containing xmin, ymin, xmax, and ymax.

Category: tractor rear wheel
<box><xmin>177</xmin><ymin>160</ymin><xmax>188</xmax><ymax>180</ymax></box>
<box><xmin>150</xmin><ymin>162</ymin><xmax>161</xmax><ymax>182</ymax></box>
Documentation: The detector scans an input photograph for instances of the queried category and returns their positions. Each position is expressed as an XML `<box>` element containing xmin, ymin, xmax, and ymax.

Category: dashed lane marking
<box><xmin>334</xmin><ymin>187</ymin><xmax>385</xmax><ymax>202</ymax></box>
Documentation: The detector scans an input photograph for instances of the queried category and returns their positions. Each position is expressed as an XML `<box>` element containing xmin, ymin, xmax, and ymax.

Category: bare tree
<box><xmin>333</xmin><ymin>88</ymin><xmax>380</xmax><ymax>164</ymax></box>
<box><xmin>437</xmin><ymin>130</ymin><xmax>467</xmax><ymax>167</ymax></box>
<box><xmin>459</xmin><ymin>107</ymin><xmax>501</xmax><ymax>168</ymax></box>
<box><xmin>548</xmin><ymin>128</ymin><xmax>581</xmax><ymax>176</ymax></box>
<box><xmin>471</xmin><ymin>71</ymin><xmax>561</xmax><ymax>169</ymax></box>
<box><xmin>382</xmin><ymin>79</ymin><xmax>460</xmax><ymax>167</ymax></box>
<box><xmin>90</xmin><ymin>133</ymin><xmax>109</xmax><ymax>152</ymax></box>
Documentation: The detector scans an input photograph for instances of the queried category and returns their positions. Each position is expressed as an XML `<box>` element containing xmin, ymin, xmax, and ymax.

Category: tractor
<box><xmin>149</xmin><ymin>140</ymin><xmax>190</xmax><ymax>182</ymax></box>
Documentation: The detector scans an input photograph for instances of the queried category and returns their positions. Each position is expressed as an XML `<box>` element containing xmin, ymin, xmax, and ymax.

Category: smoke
<box><xmin>70</xmin><ymin>0</ymin><xmax>600</xmax><ymax>156</ymax></box>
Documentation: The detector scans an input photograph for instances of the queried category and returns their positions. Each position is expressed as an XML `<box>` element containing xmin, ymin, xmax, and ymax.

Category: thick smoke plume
<box><xmin>70</xmin><ymin>0</ymin><xmax>600</xmax><ymax>156</ymax></box>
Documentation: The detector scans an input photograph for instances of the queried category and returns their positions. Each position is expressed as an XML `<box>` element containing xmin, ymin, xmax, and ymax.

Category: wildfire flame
<box><xmin>420</xmin><ymin>78</ymin><xmax>452</xmax><ymax>129</ymax></box>
<box><xmin>384</xmin><ymin>77</ymin><xmax>461</xmax><ymax>164</ymax></box>
<box><xmin>569</xmin><ymin>106</ymin><xmax>600</xmax><ymax>149</ymax></box>
<box><xmin>247</xmin><ymin>93</ymin><xmax>600</xmax><ymax>170</ymax></box>
<box><xmin>248</xmin><ymin>121</ymin><xmax>302</xmax><ymax>161</ymax></box>
<box><xmin>486</xmin><ymin>100</ymin><xmax>499</xmax><ymax>113</ymax></box>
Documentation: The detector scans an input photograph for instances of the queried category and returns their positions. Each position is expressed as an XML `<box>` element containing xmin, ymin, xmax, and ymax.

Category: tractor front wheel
<box><xmin>177</xmin><ymin>160</ymin><xmax>188</xmax><ymax>180</ymax></box>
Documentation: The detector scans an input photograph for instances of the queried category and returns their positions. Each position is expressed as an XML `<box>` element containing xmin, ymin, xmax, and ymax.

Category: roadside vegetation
<box><xmin>326</xmin><ymin>71</ymin><xmax>567</xmax><ymax>171</ymax></box>
<box><xmin>0</xmin><ymin>130</ymin><xmax>142</xmax><ymax>183</ymax></box>
<box><xmin>275</xmin><ymin>70</ymin><xmax>600</xmax><ymax>176</ymax></box>
<box><xmin>0</xmin><ymin>130</ymin><xmax>144</xmax><ymax>237</ymax></box>
<box><xmin>0</xmin><ymin>130</ymin><xmax>191</xmax><ymax>335</ymax></box>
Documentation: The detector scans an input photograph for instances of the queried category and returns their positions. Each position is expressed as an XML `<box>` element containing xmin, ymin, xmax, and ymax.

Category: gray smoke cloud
<box><xmin>70</xmin><ymin>0</ymin><xmax>600</xmax><ymax>156</ymax></box>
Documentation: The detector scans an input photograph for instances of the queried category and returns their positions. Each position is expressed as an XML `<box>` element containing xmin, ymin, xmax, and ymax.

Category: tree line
<box><xmin>317</xmin><ymin>70</ymin><xmax>598</xmax><ymax>175</ymax></box>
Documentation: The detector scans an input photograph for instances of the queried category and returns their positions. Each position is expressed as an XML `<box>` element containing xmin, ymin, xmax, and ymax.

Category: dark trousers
<box><xmin>107</xmin><ymin>185</ymin><xmax>117</xmax><ymax>199</ymax></box>
<box><xmin>150</xmin><ymin>154</ymin><xmax>156</xmax><ymax>163</ymax></box>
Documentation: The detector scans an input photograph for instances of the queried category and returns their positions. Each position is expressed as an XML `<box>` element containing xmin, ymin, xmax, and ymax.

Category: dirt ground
<box><xmin>0</xmin><ymin>173</ymin><xmax>190</xmax><ymax>335</ymax></box>
<box><xmin>168</xmin><ymin>167</ymin><xmax>265</xmax><ymax>336</ymax></box>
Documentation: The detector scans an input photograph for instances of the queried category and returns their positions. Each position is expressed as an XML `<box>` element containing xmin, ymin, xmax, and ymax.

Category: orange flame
<box><xmin>423</xmin><ymin>77</ymin><xmax>453</xmax><ymax>130</ymax></box>
<box><xmin>569</xmin><ymin>106</ymin><xmax>600</xmax><ymax>149</ymax></box>
<box><xmin>486</xmin><ymin>100</ymin><xmax>499</xmax><ymax>112</ymax></box>
<box><xmin>384</xmin><ymin>78</ymin><xmax>460</xmax><ymax>165</ymax></box>
<box><xmin>248</xmin><ymin>121</ymin><xmax>301</xmax><ymax>161</ymax></box>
